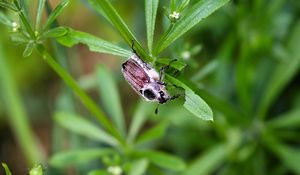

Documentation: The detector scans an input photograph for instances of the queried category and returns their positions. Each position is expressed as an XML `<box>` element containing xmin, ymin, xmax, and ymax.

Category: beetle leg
<box><xmin>159</xmin><ymin>59</ymin><xmax>177</xmax><ymax>81</ymax></box>
<box><xmin>131</xmin><ymin>39</ymin><xmax>137</xmax><ymax>53</ymax></box>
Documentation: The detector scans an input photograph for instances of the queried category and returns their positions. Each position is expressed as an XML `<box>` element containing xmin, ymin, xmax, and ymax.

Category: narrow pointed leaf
<box><xmin>127</xmin><ymin>101</ymin><xmax>155</xmax><ymax>143</ymax></box>
<box><xmin>155</xmin><ymin>0</ymin><xmax>230</xmax><ymax>54</ymax></box>
<box><xmin>165</xmin><ymin>74</ymin><xmax>213</xmax><ymax>121</ymax></box>
<box><xmin>136</xmin><ymin>122</ymin><xmax>168</xmax><ymax>145</ymax></box>
<box><xmin>42</xmin><ymin>0</ymin><xmax>69</xmax><ymax>31</ymax></box>
<box><xmin>54</xmin><ymin>112</ymin><xmax>118</xmax><ymax>146</ymax></box>
<box><xmin>50</xmin><ymin>148</ymin><xmax>113</xmax><ymax>168</ymax></box>
<box><xmin>57</xmin><ymin>28</ymin><xmax>131</xmax><ymax>58</ymax></box>
<box><xmin>135</xmin><ymin>150</ymin><xmax>186</xmax><ymax>171</ymax></box>
<box><xmin>129</xmin><ymin>159</ymin><xmax>149</xmax><ymax>175</ymax></box>
<box><xmin>96</xmin><ymin>65</ymin><xmax>126</xmax><ymax>136</ymax></box>
<box><xmin>183</xmin><ymin>144</ymin><xmax>226</xmax><ymax>175</ymax></box>
<box><xmin>35</xmin><ymin>0</ymin><xmax>45</xmax><ymax>30</ymax></box>
<box><xmin>23</xmin><ymin>42</ymin><xmax>35</xmax><ymax>57</ymax></box>
<box><xmin>2</xmin><ymin>163</ymin><xmax>12</xmax><ymax>175</ymax></box>
<box><xmin>0</xmin><ymin>11</ymin><xmax>13</xmax><ymax>26</ymax></box>
<box><xmin>40</xmin><ymin>26</ymin><xmax>68</xmax><ymax>39</ymax></box>
<box><xmin>267</xmin><ymin>109</ymin><xmax>300</xmax><ymax>129</ymax></box>
<box><xmin>145</xmin><ymin>0</ymin><xmax>159</xmax><ymax>53</ymax></box>
<box><xmin>88</xmin><ymin>0</ymin><xmax>150</xmax><ymax>61</ymax></box>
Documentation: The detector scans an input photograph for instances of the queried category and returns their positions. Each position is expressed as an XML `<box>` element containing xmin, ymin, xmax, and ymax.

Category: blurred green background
<box><xmin>1</xmin><ymin>0</ymin><xmax>300</xmax><ymax>174</ymax></box>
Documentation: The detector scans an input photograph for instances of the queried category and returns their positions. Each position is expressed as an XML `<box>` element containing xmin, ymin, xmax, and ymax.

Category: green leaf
<box><xmin>267</xmin><ymin>109</ymin><xmax>300</xmax><ymax>129</ymax></box>
<box><xmin>129</xmin><ymin>159</ymin><xmax>149</xmax><ymax>175</ymax></box>
<box><xmin>165</xmin><ymin>74</ymin><xmax>214</xmax><ymax>121</ymax></box>
<box><xmin>182</xmin><ymin>144</ymin><xmax>227</xmax><ymax>175</ymax></box>
<box><xmin>0</xmin><ymin>11</ymin><xmax>13</xmax><ymax>26</ymax></box>
<box><xmin>258</xmin><ymin>20</ymin><xmax>300</xmax><ymax>118</ymax></box>
<box><xmin>178</xmin><ymin>0</ymin><xmax>190</xmax><ymax>12</ymax></box>
<box><xmin>1</xmin><ymin>163</ymin><xmax>12</xmax><ymax>175</ymax></box>
<box><xmin>49</xmin><ymin>148</ymin><xmax>113</xmax><ymax>168</ymax></box>
<box><xmin>23</xmin><ymin>42</ymin><xmax>35</xmax><ymax>57</ymax></box>
<box><xmin>40</xmin><ymin>27</ymin><xmax>68</xmax><ymax>39</ymax></box>
<box><xmin>35</xmin><ymin>0</ymin><xmax>45</xmax><ymax>30</ymax></box>
<box><xmin>88</xmin><ymin>170</ymin><xmax>110</xmax><ymax>175</ymax></box>
<box><xmin>155</xmin><ymin>0</ymin><xmax>230</xmax><ymax>54</ymax></box>
<box><xmin>266</xmin><ymin>136</ymin><xmax>300</xmax><ymax>174</ymax></box>
<box><xmin>145</xmin><ymin>0</ymin><xmax>159</xmax><ymax>54</ymax></box>
<box><xmin>57</xmin><ymin>28</ymin><xmax>131</xmax><ymax>58</ymax></box>
<box><xmin>136</xmin><ymin>122</ymin><xmax>168</xmax><ymax>145</ymax></box>
<box><xmin>10</xmin><ymin>33</ymin><xmax>29</xmax><ymax>43</ymax></box>
<box><xmin>54</xmin><ymin>112</ymin><xmax>118</xmax><ymax>146</ymax></box>
<box><xmin>0</xmin><ymin>2</ymin><xmax>19</xmax><ymax>12</ymax></box>
<box><xmin>191</xmin><ymin>59</ymin><xmax>218</xmax><ymax>81</ymax></box>
<box><xmin>156</xmin><ymin>58</ymin><xmax>187</xmax><ymax>71</ymax></box>
<box><xmin>96</xmin><ymin>65</ymin><xmax>125</xmax><ymax>136</ymax></box>
<box><xmin>29</xmin><ymin>164</ymin><xmax>43</xmax><ymax>175</ymax></box>
<box><xmin>135</xmin><ymin>150</ymin><xmax>186</xmax><ymax>171</ymax></box>
<box><xmin>42</xmin><ymin>0</ymin><xmax>69</xmax><ymax>31</ymax></box>
<box><xmin>88</xmin><ymin>0</ymin><xmax>150</xmax><ymax>61</ymax></box>
<box><xmin>127</xmin><ymin>101</ymin><xmax>155</xmax><ymax>143</ymax></box>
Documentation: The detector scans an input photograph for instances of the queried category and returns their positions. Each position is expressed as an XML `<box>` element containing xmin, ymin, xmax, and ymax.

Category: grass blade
<box><xmin>88</xmin><ymin>0</ymin><xmax>150</xmax><ymax>61</ymax></box>
<box><xmin>96</xmin><ymin>65</ymin><xmax>126</xmax><ymax>137</ymax></box>
<box><xmin>54</xmin><ymin>112</ymin><xmax>118</xmax><ymax>147</ymax></box>
<box><xmin>145</xmin><ymin>0</ymin><xmax>159</xmax><ymax>54</ymax></box>
<box><xmin>49</xmin><ymin>148</ymin><xmax>113</xmax><ymax>168</ymax></box>
<box><xmin>57</xmin><ymin>28</ymin><xmax>131</xmax><ymax>58</ymax></box>
<box><xmin>35</xmin><ymin>0</ymin><xmax>45</xmax><ymax>30</ymax></box>
<box><xmin>42</xmin><ymin>0</ymin><xmax>69</xmax><ymax>31</ymax></box>
<box><xmin>154</xmin><ymin>0</ymin><xmax>230</xmax><ymax>54</ymax></box>
<box><xmin>182</xmin><ymin>144</ymin><xmax>226</xmax><ymax>175</ymax></box>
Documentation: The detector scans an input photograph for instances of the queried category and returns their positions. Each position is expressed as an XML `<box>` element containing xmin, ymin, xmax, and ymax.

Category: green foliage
<box><xmin>145</xmin><ymin>0</ymin><xmax>159</xmax><ymax>54</ymax></box>
<box><xmin>2</xmin><ymin>0</ymin><xmax>300</xmax><ymax>174</ymax></box>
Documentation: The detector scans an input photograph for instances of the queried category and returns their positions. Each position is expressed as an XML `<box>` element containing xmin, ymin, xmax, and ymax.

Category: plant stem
<box><xmin>35</xmin><ymin>44</ymin><xmax>123</xmax><ymax>143</ymax></box>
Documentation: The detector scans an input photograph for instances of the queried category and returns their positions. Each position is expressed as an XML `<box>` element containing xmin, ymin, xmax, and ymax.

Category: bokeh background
<box><xmin>1</xmin><ymin>0</ymin><xmax>300</xmax><ymax>174</ymax></box>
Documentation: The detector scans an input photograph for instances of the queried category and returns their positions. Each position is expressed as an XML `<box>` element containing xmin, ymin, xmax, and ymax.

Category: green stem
<box><xmin>35</xmin><ymin>44</ymin><xmax>123</xmax><ymax>143</ymax></box>
<box><xmin>17</xmin><ymin>8</ymin><xmax>36</xmax><ymax>39</ymax></box>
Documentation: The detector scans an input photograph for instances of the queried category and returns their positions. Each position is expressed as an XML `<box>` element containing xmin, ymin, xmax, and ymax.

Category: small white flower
<box><xmin>107</xmin><ymin>166</ymin><xmax>122</xmax><ymax>175</ymax></box>
<box><xmin>12</xmin><ymin>21</ymin><xmax>18</xmax><ymax>32</ymax></box>
<box><xmin>12</xmin><ymin>22</ymin><xmax>18</xmax><ymax>27</ymax></box>
<box><xmin>181</xmin><ymin>51</ymin><xmax>191</xmax><ymax>60</ymax></box>
<box><xmin>169</xmin><ymin>11</ymin><xmax>180</xmax><ymax>20</ymax></box>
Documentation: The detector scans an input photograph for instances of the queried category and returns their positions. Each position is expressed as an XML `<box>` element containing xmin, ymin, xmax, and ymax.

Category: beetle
<box><xmin>121</xmin><ymin>42</ymin><xmax>179</xmax><ymax>112</ymax></box>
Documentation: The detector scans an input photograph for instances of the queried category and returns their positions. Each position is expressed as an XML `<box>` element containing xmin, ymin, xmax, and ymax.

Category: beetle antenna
<box><xmin>131</xmin><ymin>39</ymin><xmax>136</xmax><ymax>53</ymax></box>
